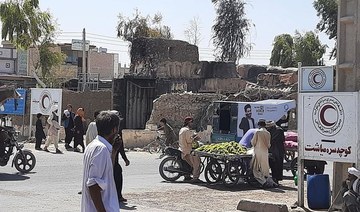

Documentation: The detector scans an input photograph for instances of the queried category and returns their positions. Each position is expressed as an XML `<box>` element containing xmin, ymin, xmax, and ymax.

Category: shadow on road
<box><xmin>120</xmin><ymin>202</ymin><xmax>137</xmax><ymax>210</ymax></box>
<box><xmin>0</xmin><ymin>172</ymin><xmax>31</xmax><ymax>181</ymax></box>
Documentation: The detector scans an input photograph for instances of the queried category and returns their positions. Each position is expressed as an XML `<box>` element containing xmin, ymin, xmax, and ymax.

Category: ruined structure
<box><xmin>113</xmin><ymin>37</ymin><xmax>299</xmax><ymax>130</ymax></box>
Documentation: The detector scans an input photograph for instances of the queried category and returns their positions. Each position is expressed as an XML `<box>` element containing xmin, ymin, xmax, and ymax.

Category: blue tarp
<box><xmin>0</xmin><ymin>89</ymin><xmax>26</xmax><ymax>115</ymax></box>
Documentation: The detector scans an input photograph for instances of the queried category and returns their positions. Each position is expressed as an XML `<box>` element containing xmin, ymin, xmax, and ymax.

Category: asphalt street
<box><xmin>0</xmin><ymin>142</ymin><xmax>334</xmax><ymax>212</ymax></box>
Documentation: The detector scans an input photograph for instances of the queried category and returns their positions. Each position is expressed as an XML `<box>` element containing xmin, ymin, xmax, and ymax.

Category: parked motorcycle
<box><xmin>0</xmin><ymin>126</ymin><xmax>36</xmax><ymax>173</ymax></box>
<box><xmin>159</xmin><ymin>147</ymin><xmax>204</xmax><ymax>181</ymax></box>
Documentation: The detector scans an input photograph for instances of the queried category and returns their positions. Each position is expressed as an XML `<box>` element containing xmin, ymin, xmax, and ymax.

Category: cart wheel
<box><xmin>222</xmin><ymin>160</ymin><xmax>240</xmax><ymax>187</ymax></box>
<box><xmin>147</xmin><ymin>142</ymin><xmax>160</xmax><ymax>154</ymax></box>
<box><xmin>284</xmin><ymin>150</ymin><xmax>295</xmax><ymax>162</ymax></box>
<box><xmin>204</xmin><ymin>159</ymin><xmax>222</xmax><ymax>184</ymax></box>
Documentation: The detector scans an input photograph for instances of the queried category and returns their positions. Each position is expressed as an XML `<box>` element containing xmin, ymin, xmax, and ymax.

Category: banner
<box><xmin>237</xmin><ymin>99</ymin><xmax>296</xmax><ymax>138</ymax></box>
<box><xmin>30</xmin><ymin>88</ymin><xmax>62</xmax><ymax>115</ymax></box>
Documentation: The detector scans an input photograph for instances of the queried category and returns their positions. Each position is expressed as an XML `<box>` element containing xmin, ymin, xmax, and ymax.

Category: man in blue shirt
<box><xmin>239</xmin><ymin>128</ymin><xmax>257</xmax><ymax>148</ymax></box>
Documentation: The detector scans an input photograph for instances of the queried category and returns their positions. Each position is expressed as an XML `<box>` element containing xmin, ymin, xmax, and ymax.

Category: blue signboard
<box><xmin>0</xmin><ymin>89</ymin><xmax>26</xmax><ymax>115</ymax></box>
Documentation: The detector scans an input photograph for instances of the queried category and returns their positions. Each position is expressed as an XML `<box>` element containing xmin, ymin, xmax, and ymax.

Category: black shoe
<box><xmin>56</xmin><ymin>149</ymin><xmax>63</xmax><ymax>154</ymax></box>
<box><xmin>65</xmin><ymin>145</ymin><xmax>72</xmax><ymax>149</ymax></box>
<box><xmin>35</xmin><ymin>147</ymin><xmax>43</xmax><ymax>151</ymax></box>
<box><xmin>74</xmin><ymin>147</ymin><xmax>80</xmax><ymax>152</ymax></box>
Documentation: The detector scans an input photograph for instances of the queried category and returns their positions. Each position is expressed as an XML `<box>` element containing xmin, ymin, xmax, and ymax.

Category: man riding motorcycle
<box><xmin>178</xmin><ymin>117</ymin><xmax>202</xmax><ymax>183</ymax></box>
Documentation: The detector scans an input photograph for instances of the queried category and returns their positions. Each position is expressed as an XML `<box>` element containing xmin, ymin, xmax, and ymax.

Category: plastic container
<box><xmin>307</xmin><ymin>174</ymin><xmax>331</xmax><ymax>209</ymax></box>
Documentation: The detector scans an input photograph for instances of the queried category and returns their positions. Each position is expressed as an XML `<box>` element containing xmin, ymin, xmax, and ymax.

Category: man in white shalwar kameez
<box><xmin>250</xmin><ymin>119</ymin><xmax>273</xmax><ymax>187</ymax></box>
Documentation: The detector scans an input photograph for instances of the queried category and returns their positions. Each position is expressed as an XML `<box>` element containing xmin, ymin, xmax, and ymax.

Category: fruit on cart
<box><xmin>195</xmin><ymin>141</ymin><xmax>247</xmax><ymax>155</ymax></box>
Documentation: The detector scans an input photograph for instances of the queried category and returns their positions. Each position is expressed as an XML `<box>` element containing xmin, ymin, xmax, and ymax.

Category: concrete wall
<box><xmin>122</xmin><ymin>129</ymin><xmax>157</xmax><ymax>149</ymax></box>
<box><xmin>88</xmin><ymin>51</ymin><xmax>116</xmax><ymax>80</ymax></box>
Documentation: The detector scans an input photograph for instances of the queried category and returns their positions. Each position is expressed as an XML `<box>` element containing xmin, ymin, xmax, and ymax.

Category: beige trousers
<box><xmin>45</xmin><ymin>134</ymin><xmax>59</xmax><ymax>149</ymax></box>
<box><xmin>183</xmin><ymin>154</ymin><xmax>201</xmax><ymax>179</ymax></box>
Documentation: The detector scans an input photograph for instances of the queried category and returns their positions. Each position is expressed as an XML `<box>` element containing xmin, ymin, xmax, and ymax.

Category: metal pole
<box><xmin>297</xmin><ymin>62</ymin><xmax>304</xmax><ymax>207</ymax></box>
<box><xmin>82</xmin><ymin>28</ymin><xmax>86</xmax><ymax>91</ymax></box>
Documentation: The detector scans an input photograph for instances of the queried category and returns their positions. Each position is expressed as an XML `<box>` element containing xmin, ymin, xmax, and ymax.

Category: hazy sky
<box><xmin>39</xmin><ymin>0</ymin><xmax>336</xmax><ymax>66</ymax></box>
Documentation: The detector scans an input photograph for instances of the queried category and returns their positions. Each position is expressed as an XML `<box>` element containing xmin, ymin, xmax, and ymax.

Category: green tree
<box><xmin>117</xmin><ymin>9</ymin><xmax>172</xmax><ymax>43</ymax></box>
<box><xmin>270</xmin><ymin>34</ymin><xmax>295</xmax><ymax>68</ymax></box>
<box><xmin>294</xmin><ymin>31</ymin><xmax>327</xmax><ymax>66</ymax></box>
<box><xmin>212</xmin><ymin>0</ymin><xmax>252</xmax><ymax>63</ymax></box>
<box><xmin>0</xmin><ymin>0</ymin><xmax>65</xmax><ymax>87</ymax></box>
<box><xmin>313</xmin><ymin>0</ymin><xmax>338</xmax><ymax>58</ymax></box>
<box><xmin>269</xmin><ymin>31</ymin><xmax>327</xmax><ymax>67</ymax></box>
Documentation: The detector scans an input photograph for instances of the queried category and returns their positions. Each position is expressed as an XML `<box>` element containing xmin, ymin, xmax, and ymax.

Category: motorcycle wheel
<box><xmin>14</xmin><ymin>150</ymin><xmax>36</xmax><ymax>173</ymax></box>
<box><xmin>159</xmin><ymin>156</ymin><xmax>182</xmax><ymax>181</ymax></box>
<box><xmin>204</xmin><ymin>159</ymin><xmax>222</xmax><ymax>184</ymax></box>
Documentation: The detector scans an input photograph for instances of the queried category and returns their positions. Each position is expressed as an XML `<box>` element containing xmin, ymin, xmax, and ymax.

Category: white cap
<box><xmin>348</xmin><ymin>167</ymin><xmax>360</xmax><ymax>178</ymax></box>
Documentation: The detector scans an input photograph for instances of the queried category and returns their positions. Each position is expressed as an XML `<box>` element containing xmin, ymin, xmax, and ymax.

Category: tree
<box><xmin>270</xmin><ymin>34</ymin><xmax>295</xmax><ymax>68</ymax></box>
<box><xmin>293</xmin><ymin>31</ymin><xmax>327</xmax><ymax>66</ymax></box>
<box><xmin>0</xmin><ymin>0</ymin><xmax>65</xmax><ymax>87</ymax></box>
<box><xmin>184</xmin><ymin>16</ymin><xmax>202</xmax><ymax>46</ymax></box>
<box><xmin>0</xmin><ymin>0</ymin><xmax>53</xmax><ymax>49</ymax></box>
<box><xmin>211</xmin><ymin>0</ymin><xmax>252</xmax><ymax>63</ymax></box>
<box><xmin>313</xmin><ymin>0</ymin><xmax>338</xmax><ymax>59</ymax></box>
<box><xmin>269</xmin><ymin>31</ymin><xmax>327</xmax><ymax>67</ymax></box>
<box><xmin>117</xmin><ymin>9</ymin><xmax>173</xmax><ymax>43</ymax></box>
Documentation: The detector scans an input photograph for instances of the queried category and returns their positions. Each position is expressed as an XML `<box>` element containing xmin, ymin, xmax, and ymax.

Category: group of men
<box><xmin>238</xmin><ymin>103</ymin><xmax>285</xmax><ymax>188</ymax></box>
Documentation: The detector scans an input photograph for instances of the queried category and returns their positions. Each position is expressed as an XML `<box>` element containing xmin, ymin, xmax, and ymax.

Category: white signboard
<box><xmin>299</xmin><ymin>92</ymin><xmax>358</xmax><ymax>163</ymax></box>
<box><xmin>71</xmin><ymin>39</ymin><xmax>90</xmax><ymax>51</ymax></box>
<box><xmin>299</xmin><ymin>66</ymin><xmax>334</xmax><ymax>92</ymax></box>
<box><xmin>30</xmin><ymin>88</ymin><xmax>62</xmax><ymax>115</ymax></box>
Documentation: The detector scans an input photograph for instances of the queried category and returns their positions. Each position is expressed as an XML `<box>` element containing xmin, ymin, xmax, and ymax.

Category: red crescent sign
<box><xmin>320</xmin><ymin>105</ymin><xmax>335</xmax><ymax>126</ymax></box>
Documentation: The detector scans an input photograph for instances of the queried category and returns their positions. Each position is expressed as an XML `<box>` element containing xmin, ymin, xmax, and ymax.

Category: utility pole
<box><xmin>82</xmin><ymin>28</ymin><xmax>86</xmax><ymax>91</ymax></box>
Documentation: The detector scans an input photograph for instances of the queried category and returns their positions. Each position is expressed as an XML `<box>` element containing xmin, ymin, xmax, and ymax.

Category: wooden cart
<box><xmin>193</xmin><ymin>150</ymin><xmax>253</xmax><ymax>187</ymax></box>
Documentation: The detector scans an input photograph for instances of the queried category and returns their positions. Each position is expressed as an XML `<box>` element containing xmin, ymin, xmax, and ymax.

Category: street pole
<box><xmin>82</xmin><ymin>28</ymin><xmax>86</xmax><ymax>91</ymax></box>
<box><xmin>332</xmin><ymin>0</ymin><xmax>360</xmax><ymax>209</ymax></box>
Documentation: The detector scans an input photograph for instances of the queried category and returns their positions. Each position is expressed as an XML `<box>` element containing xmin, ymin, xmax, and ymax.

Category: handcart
<box><xmin>193</xmin><ymin>150</ymin><xmax>253</xmax><ymax>187</ymax></box>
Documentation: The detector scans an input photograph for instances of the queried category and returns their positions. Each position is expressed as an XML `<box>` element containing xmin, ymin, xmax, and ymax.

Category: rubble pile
<box><xmin>146</xmin><ymin>92</ymin><xmax>224</xmax><ymax>131</ymax></box>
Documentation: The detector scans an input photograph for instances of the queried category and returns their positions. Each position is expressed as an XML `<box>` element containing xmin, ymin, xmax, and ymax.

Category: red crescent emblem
<box><xmin>320</xmin><ymin>105</ymin><xmax>335</xmax><ymax>126</ymax></box>
<box><xmin>313</xmin><ymin>73</ymin><xmax>320</xmax><ymax>83</ymax></box>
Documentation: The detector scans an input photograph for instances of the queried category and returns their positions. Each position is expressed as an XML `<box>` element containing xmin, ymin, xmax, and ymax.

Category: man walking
<box><xmin>81</xmin><ymin>111</ymin><xmax>120</xmax><ymax>212</ymax></box>
<box><xmin>62</xmin><ymin>104</ymin><xmax>75</xmax><ymax>149</ymax></box>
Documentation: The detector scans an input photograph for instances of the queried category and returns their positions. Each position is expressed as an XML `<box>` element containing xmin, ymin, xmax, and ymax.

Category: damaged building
<box><xmin>113</xmin><ymin>37</ymin><xmax>298</xmax><ymax>130</ymax></box>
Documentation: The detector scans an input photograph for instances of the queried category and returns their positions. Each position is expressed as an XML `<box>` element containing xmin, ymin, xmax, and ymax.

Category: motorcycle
<box><xmin>159</xmin><ymin>147</ymin><xmax>204</xmax><ymax>181</ymax></box>
<box><xmin>0</xmin><ymin>126</ymin><xmax>36</xmax><ymax>173</ymax></box>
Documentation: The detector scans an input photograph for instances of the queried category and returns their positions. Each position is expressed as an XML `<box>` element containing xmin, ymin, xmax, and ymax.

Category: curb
<box><xmin>237</xmin><ymin>199</ymin><xmax>289</xmax><ymax>212</ymax></box>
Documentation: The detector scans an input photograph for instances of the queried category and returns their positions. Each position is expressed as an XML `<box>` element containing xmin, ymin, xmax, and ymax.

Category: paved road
<box><xmin>0</xmin><ymin>143</ymin><xmax>333</xmax><ymax>212</ymax></box>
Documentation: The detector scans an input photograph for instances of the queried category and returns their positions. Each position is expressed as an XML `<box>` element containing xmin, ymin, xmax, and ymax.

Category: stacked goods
<box><xmin>196</xmin><ymin>141</ymin><xmax>247</xmax><ymax>155</ymax></box>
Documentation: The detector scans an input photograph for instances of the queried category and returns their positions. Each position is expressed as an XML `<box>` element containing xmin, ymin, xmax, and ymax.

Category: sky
<box><xmin>37</xmin><ymin>0</ymin><xmax>336</xmax><ymax>67</ymax></box>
